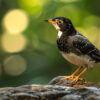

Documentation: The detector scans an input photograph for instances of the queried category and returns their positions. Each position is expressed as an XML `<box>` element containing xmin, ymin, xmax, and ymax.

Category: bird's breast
<box><xmin>61</xmin><ymin>52</ymin><xmax>95</xmax><ymax>67</ymax></box>
<box><xmin>57</xmin><ymin>34</ymin><xmax>70</xmax><ymax>53</ymax></box>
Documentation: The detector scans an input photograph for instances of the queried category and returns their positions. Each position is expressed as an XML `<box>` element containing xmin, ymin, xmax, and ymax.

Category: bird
<box><xmin>45</xmin><ymin>17</ymin><xmax>100</xmax><ymax>83</ymax></box>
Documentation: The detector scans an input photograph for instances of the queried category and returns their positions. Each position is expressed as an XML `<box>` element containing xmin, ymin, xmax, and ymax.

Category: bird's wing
<box><xmin>72</xmin><ymin>34</ymin><xmax>100</xmax><ymax>62</ymax></box>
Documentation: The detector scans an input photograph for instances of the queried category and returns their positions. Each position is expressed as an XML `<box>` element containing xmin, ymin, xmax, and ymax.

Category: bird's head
<box><xmin>45</xmin><ymin>17</ymin><xmax>75</xmax><ymax>32</ymax></box>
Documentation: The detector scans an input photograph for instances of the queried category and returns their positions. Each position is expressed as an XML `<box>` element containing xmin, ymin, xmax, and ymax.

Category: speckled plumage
<box><xmin>57</xmin><ymin>32</ymin><xmax>100</xmax><ymax>67</ymax></box>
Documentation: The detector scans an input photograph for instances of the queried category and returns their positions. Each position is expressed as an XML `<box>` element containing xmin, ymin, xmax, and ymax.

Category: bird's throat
<box><xmin>58</xmin><ymin>31</ymin><xmax>63</xmax><ymax>38</ymax></box>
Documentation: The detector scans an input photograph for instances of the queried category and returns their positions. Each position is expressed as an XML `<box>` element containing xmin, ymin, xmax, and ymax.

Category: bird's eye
<box><xmin>57</xmin><ymin>20</ymin><xmax>63</xmax><ymax>24</ymax></box>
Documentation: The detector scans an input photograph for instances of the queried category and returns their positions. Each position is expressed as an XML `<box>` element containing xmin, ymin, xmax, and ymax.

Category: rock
<box><xmin>0</xmin><ymin>76</ymin><xmax>100</xmax><ymax>100</ymax></box>
<box><xmin>49</xmin><ymin>76</ymin><xmax>100</xmax><ymax>88</ymax></box>
<box><xmin>61</xmin><ymin>94</ymin><xmax>81</xmax><ymax>100</ymax></box>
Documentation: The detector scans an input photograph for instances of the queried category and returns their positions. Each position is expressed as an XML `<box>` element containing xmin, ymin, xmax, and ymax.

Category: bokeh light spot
<box><xmin>4</xmin><ymin>55</ymin><xmax>27</xmax><ymax>76</ymax></box>
<box><xmin>19</xmin><ymin>0</ymin><xmax>47</xmax><ymax>15</ymax></box>
<box><xmin>1</xmin><ymin>33</ymin><xmax>27</xmax><ymax>53</ymax></box>
<box><xmin>3</xmin><ymin>9</ymin><xmax>28</xmax><ymax>34</ymax></box>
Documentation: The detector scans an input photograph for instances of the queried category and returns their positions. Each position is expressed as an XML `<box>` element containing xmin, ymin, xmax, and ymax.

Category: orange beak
<box><xmin>45</xmin><ymin>19</ymin><xmax>57</xmax><ymax>24</ymax></box>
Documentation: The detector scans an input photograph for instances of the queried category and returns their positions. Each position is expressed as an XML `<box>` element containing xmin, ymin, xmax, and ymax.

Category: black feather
<box><xmin>72</xmin><ymin>33</ymin><xmax>100</xmax><ymax>62</ymax></box>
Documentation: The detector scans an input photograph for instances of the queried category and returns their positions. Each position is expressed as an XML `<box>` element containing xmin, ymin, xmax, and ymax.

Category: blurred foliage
<box><xmin>0</xmin><ymin>0</ymin><xmax>100</xmax><ymax>87</ymax></box>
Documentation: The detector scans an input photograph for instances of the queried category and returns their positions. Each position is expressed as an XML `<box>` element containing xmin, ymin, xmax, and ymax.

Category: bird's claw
<box><xmin>58</xmin><ymin>75</ymin><xmax>75</xmax><ymax>84</ymax></box>
<box><xmin>60</xmin><ymin>75</ymin><xmax>75</xmax><ymax>81</ymax></box>
<box><xmin>71</xmin><ymin>76</ymin><xmax>79</xmax><ymax>84</ymax></box>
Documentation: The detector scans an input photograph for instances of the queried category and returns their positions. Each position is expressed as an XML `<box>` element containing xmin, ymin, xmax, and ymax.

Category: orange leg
<box><xmin>71</xmin><ymin>66</ymin><xmax>83</xmax><ymax>77</ymax></box>
<box><xmin>60</xmin><ymin>66</ymin><xmax>83</xmax><ymax>81</ymax></box>
<box><xmin>71</xmin><ymin>68</ymin><xmax>88</xmax><ymax>83</ymax></box>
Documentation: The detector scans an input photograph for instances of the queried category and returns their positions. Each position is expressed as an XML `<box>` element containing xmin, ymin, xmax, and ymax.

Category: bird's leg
<box><xmin>60</xmin><ymin>66</ymin><xmax>82</xmax><ymax>81</ymax></box>
<box><xmin>71</xmin><ymin>66</ymin><xmax>83</xmax><ymax>78</ymax></box>
<box><xmin>71</xmin><ymin>68</ymin><xmax>88</xmax><ymax>83</ymax></box>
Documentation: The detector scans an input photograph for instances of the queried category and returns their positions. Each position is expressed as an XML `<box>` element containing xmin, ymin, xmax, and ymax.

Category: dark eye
<box><xmin>57</xmin><ymin>20</ymin><xmax>63</xmax><ymax>24</ymax></box>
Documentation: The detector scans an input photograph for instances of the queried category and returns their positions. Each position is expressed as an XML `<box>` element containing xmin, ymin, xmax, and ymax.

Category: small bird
<box><xmin>45</xmin><ymin>17</ymin><xmax>100</xmax><ymax>83</ymax></box>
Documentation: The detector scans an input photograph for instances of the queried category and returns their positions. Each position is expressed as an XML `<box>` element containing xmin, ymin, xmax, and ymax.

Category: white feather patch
<box><xmin>58</xmin><ymin>31</ymin><xmax>63</xmax><ymax>38</ymax></box>
<box><xmin>52</xmin><ymin>24</ymin><xmax>60</xmax><ymax>30</ymax></box>
<box><xmin>61</xmin><ymin>52</ymin><xmax>95</xmax><ymax>67</ymax></box>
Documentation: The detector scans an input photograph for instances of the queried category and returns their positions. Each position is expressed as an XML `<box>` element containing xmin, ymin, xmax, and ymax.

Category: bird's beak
<box><xmin>45</xmin><ymin>19</ymin><xmax>57</xmax><ymax>24</ymax></box>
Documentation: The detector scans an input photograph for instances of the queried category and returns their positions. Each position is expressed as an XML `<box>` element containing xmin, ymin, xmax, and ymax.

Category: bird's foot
<box><xmin>58</xmin><ymin>75</ymin><xmax>75</xmax><ymax>84</ymax></box>
<box><xmin>57</xmin><ymin>75</ymin><xmax>84</xmax><ymax>85</ymax></box>
<box><xmin>71</xmin><ymin>76</ymin><xmax>79</xmax><ymax>84</ymax></box>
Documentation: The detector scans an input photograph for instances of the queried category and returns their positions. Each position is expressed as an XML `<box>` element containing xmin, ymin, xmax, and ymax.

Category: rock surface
<box><xmin>0</xmin><ymin>76</ymin><xmax>100</xmax><ymax>100</ymax></box>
